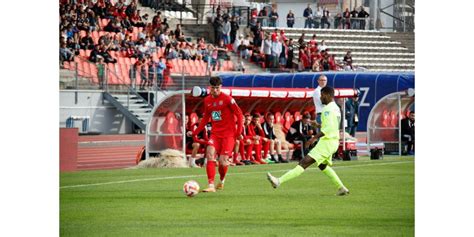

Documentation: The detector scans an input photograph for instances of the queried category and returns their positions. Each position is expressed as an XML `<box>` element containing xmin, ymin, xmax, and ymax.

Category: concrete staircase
<box><xmin>385</xmin><ymin>32</ymin><xmax>415</xmax><ymax>53</ymax></box>
<box><xmin>103</xmin><ymin>92</ymin><xmax>153</xmax><ymax>130</ymax></box>
<box><xmin>265</xmin><ymin>27</ymin><xmax>415</xmax><ymax>72</ymax></box>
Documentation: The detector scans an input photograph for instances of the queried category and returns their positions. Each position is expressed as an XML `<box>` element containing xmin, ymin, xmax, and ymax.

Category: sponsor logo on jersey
<box><xmin>211</xmin><ymin>111</ymin><xmax>222</xmax><ymax>121</ymax></box>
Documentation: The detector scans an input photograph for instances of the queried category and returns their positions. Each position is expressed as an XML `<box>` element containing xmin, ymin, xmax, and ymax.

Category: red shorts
<box><xmin>208</xmin><ymin>135</ymin><xmax>235</xmax><ymax>157</ymax></box>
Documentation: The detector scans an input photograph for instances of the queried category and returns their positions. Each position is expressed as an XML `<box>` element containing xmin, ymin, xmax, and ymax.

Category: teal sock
<box><xmin>279</xmin><ymin>165</ymin><xmax>305</xmax><ymax>184</ymax></box>
<box><xmin>322</xmin><ymin>166</ymin><xmax>344</xmax><ymax>189</ymax></box>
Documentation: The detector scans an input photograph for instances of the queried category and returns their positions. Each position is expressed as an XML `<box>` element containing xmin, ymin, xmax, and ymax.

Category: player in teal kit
<box><xmin>267</xmin><ymin>86</ymin><xmax>349</xmax><ymax>196</ymax></box>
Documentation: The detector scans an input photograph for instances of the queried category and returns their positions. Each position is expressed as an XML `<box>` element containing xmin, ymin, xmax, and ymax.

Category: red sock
<box><xmin>218</xmin><ymin>164</ymin><xmax>228</xmax><ymax>182</ymax></box>
<box><xmin>262</xmin><ymin>141</ymin><xmax>270</xmax><ymax>159</ymax></box>
<box><xmin>246</xmin><ymin>144</ymin><xmax>254</xmax><ymax>160</ymax></box>
<box><xmin>232</xmin><ymin>151</ymin><xmax>238</xmax><ymax>162</ymax></box>
<box><xmin>206</xmin><ymin>160</ymin><xmax>216</xmax><ymax>185</ymax></box>
<box><xmin>239</xmin><ymin>142</ymin><xmax>245</xmax><ymax>160</ymax></box>
<box><xmin>255</xmin><ymin>143</ymin><xmax>262</xmax><ymax>160</ymax></box>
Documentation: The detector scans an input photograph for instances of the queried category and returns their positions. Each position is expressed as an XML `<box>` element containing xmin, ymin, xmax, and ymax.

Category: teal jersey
<box><xmin>320</xmin><ymin>101</ymin><xmax>341</xmax><ymax>141</ymax></box>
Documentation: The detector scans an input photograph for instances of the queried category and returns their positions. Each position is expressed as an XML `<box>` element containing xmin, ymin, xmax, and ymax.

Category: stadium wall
<box><xmin>219</xmin><ymin>72</ymin><xmax>415</xmax><ymax>131</ymax></box>
<box><xmin>59</xmin><ymin>90</ymin><xmax>133</xmax><ymax>134</ymax></box>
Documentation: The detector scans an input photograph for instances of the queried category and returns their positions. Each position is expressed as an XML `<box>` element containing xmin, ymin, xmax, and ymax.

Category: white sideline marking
<box><xmin>60</xmin><ymin>161</ymin><xmax>413</xmax><ymax>189</ymax></box>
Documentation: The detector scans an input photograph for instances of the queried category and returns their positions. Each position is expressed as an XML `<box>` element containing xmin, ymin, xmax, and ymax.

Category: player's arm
<box><xmin>230</xmin><ymin>97</ymin><xmax>244</xmax><ymax>137</ymax></box>
<box><xmin>192</xmin><ymin>109</ymin><xmax>210</xmax><ymax>137</ymax></box>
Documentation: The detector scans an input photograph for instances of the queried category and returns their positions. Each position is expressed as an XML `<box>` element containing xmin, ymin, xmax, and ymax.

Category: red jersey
<box><xmin>194</xmin><ymin>92</ymin><xmax>243</xmax><ymax>139</ymax></box>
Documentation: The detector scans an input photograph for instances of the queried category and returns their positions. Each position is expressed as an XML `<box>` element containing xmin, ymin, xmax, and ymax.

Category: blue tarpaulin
<box><xmin>220</xmin><ymin>72</ymin><xmax>415</xmax><ymax>131</ymax></box>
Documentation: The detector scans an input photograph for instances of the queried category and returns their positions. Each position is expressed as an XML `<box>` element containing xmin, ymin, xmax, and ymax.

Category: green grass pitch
<box><xmin>60</xmin><ymin>156</ymin><xmax>414</xmax><ymax>237</ymax></box>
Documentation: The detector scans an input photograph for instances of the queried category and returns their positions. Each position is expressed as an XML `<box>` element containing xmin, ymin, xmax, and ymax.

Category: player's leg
<box><xmin>216</xmin><ymin>137</ymin><xmax>235</xmax><ymax>190</ymax></box>
<box><xmin>275</xmin><ymin>139</ymin><xmax>287</xmax><ymax>163</ymax></box>
<box><xmin>262</xmin><ymin>139</ymin><xmax>271</xmax><ymax>161</ymax></box>
<box><xmin>254</xmin><ymin>138</ymin><xmax>266</xmax><ymax>164</ymax></box>
<box><xmin>267</xmin><ymin>155</ymin><xmax>315</xmax><ymax>188</ymax></box>
<box><xmin>202</xmin><ymin>140</ymin><xmax>218</xmax><ymax>192</ymax></box>
<box><xmin>232</xmin><ymin>140</ymin><xmax>244</xmax><ymax>165</ymax></box>
<box><xmin>245</xmin><ymin>140</ymin><xmax>258</xmax><ymax>164</ymax></box>
<box><xmin>189</xmin><ymin>142</ymin><xmax>200</xmax><ymax>168</ymax></box>
<box><xmin>311</xmin><ymin>141</ymin><xmax>349</xmax><ymax>195</ymax></box>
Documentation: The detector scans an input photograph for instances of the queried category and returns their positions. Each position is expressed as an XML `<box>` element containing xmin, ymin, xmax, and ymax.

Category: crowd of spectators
<box><xmin>60</xmin><ymin>0</ymin><xmax>236</xmax><ymax>90</ymax></box>
<box><xmin>300</xmin><ymin>4</ymin><xmax>370</xmax><ymax>30</ymax></box>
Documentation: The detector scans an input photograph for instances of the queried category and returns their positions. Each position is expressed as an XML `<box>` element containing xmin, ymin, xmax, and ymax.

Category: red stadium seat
<box><xmin>283</xmin><ymin>112</ymin><xmax>293</xmax><ymax>133</ymax></box>
<box><xmin>390</xmin><ymin>111</ymin><xmax>398</xmax><ymax>127</ymax></box>
<box><xmin>382</xmin><ymin>110</ymin><xmax>390</xmax><ymax>127</ymax></box>
<box><xmin>189</xmin><ymin>112</ymin><xmax>199</xmax><ymax>126</ymax></box>
<box><xmin>294</xmin><ymin>111</ymin><xmax>301</xmax><ymax>121</ymax></box>
<box><xmin>274</xmin><ymin>112</ymin><xmax>283</xmax><ymax>126</ymax></box>
<box><xmin>161</xmin><ymin>112</ymin><xmax>181</xmax><ymax>149</ymax></box>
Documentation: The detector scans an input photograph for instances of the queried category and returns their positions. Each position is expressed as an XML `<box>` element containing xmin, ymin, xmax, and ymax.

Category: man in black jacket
<box><xmin>401</xmin><ymin>111</ymin><xmax>415</xmax><ymax>155</ymax></box>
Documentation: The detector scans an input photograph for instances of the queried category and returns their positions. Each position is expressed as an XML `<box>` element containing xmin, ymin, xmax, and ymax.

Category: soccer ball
<box><xmin>183</xmin><ymin>180</ymin><xmax>200</xmax><ymax>197</ymax></box>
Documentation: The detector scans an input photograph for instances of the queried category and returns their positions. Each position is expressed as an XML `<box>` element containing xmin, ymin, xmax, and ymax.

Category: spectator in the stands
<box><xmin>303</xmin><ymin>4</ymin><xmax>313</xmax><ymax>28</ymax></box>
<box><xmin>350</xmin><ymin>7</ymin><xmax>359</xmax><ymax>29</ymax></box>
<box><xmin>189</xmin><ymin>44</ymin><xmax>202</xmax><ymax>60</ymax></box>
<box><xmin>174</xmin><ymin>24</ymin><xmax>185</xmax><ymax>42</ymax></box>
<box><xmin>298</xmin><ymin>47</ymin><xmax>310</xmax><ymax>71</ymax></box>
<box><xmin>96</xmin><ymin>56</ymin><xmax>106</xmax><ymax>89</ymax></box>
<box><xmin>318</xmin><ymin>40</ymin><xmax>328</xmax><ymax>52</ymax></box>
<box><xmin>168</xmin><ymin>45</ymin><xmax>179</xmax><ymax>60</ymax></box>
<box><xmin>230</xmin><ymin>16</ymin><xmax>239</xmax><ymax>44</ymax></box>
<box><xmin>313</xmin><ymin>6</ymin><xmax>322</xmax><ymax>28</ymax></box>
<box><xmin>213</xmin><ymin>15</ymin><xmax>223</xmax><ymax>44</ymax></box>
<box><xmin>251</xmin><ymin>21</ymin><xmax>263</xmax><ymax>47</ymax></box>
<box><xmin>87</xmin><ymin>10</ymin><xmax>99</xmax><ymax>31</ymax></box>
<box><xmin>321</xmin><ymin>54</ymin><xmax>330</xmax><ymax>71</ymax></box>
<box><xmin>297</xmin><ymin>33</ymin><xmax>305</xmax><ymax>47</ymax></box>
<box><xmin>221</xmin><ymin>17</ymin><xmax>231</xmax><ymax>45</ymax></box>
<box><xmin>343</xmin><ymin>8</ymin><xmax>351</xmax><ymax>29</ymax></box>
<box><xmin>358</xmin><ymin>7</ymin><xmax>370</xmax><ymax>30</ymax></box>
<box><xmin>239</xmin><ymin>35</ymin><xmax>251</xmax><ymax>59</ymax></box>
<box><xmin>156</xmin><ymin>57</ymin><xmax>166</xmax><ymax>89</ymax></box>
<box><xmin>343</xmin><ymin>50</ymin><xmax>353</xmax><ymax>70</ymax></box>
<box><xmin>138</xmin><ymin>58</ymin><xmax>147</xmax><ymax>90</ymax></box>
<box><xmin>109</xmin><ymin>35</ymin><xmax>121</xmax><ymax>51</ymax></box>
<box><xmin>269</xmin><ymin>8</ymin><xmax>279</xmax><ymax>27</ymax></box>
<box><xmin>321</xmin><ymin>8</ymin><xmax>330</xmax><ymax>29</ymax></box>
<box><xmin>287</xmin><ymin>10</ymin><xmax>295</xmax><ymax>28</ymax></box>
<box><xmin>286</xmin><ymin>38</ymin><xmax>295</xmax><ymax>69</ymax></box>
<box><xmin>66</xmin><ymin>36</ymin><xmax>80</xmax><ymax>54</ymax></box>
<box><xmin>80</xmin><ymin>31</ymin><xmax>94</xmax><ymax>50</ymax></box>
<box><xmin>233</xmin><ymin>34</ymin><xmax>242</xmax><ymax>54</ymax></box>
<box><xmin>308</xmin><ymin>34</ymin><xmax>317</xmax><ymax>48</ymax></box>
<box><xmin>147</xmin><ymin>56</ymin><xmax>156</xmax><ymax>89</ymax></box>
<box><xmin>146</xmin><ymin>36</ymin><xmax>157</xmax><ymax>53</ymax></box>
<box><xmin>334</xmin><ymin>13</ymin><xmax>342</xmax><ymax>29</ymax></box>
<box><xmin>250</xmin><ymin>45</ymin><xmax>263</xmax><ymax>65</ymax></box>
<box><xmin>180</xmin><ymin>43</ymin><xmax>192</xmax><ymax>60</ymax></box>
<box><xmin>60</xmin><ymin>42</ymin><xmax>74</xmax><ymax>64</ymax></box>
<box><xmin>101</xmin><ymin>47</ymin><xmax>117</xmax><ymax>63</ymax></box>
<box><xmin>271</xmin><ymin>36</ymin><xmax>282</xmax><ymax>69</ymax></box>
<box><xmin>129</xmin><ymin>61</ymin><xmax>137</xmax><ymax>89</ymax></box>
<box><xmin>279</xmin><ymin>39</ymin><xmax>288</xmax><ymax>70</ymax></box>
<box><xmin>104</xmin><ymin>18</ymin><xmax>121</xmax><ymax>33</ymax></box>
<box><xmin>262</xmin><ymin>35</ymin><xmax>272</xmax><ymax>68</ymax></box>
<box><xmin>258</xmin><ymin>6</ymin><xmax>269</xmax><ymax>27</ymax></box>
<box><xmin>216</xmin><ymin>40</ymin><xmax>228</xmax><ymax>71</ymax></box>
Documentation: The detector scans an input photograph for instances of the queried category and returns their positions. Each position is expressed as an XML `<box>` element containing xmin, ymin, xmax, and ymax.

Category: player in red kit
<box><xmin>192</xmin><ymin>77</ymin><xmax>244</xmax><ymax>192</ymax></box>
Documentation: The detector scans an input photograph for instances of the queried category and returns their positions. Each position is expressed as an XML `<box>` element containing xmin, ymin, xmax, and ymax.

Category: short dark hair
<box><xmin>209</xmin><ymin>77</ymin><xmax>222</xmax><ymax>86</ymax></box>
<box><xmin>321</xmin><ymin>86</ymin><xmax>335</xmax><ymax>98</ymax></box>
<box><xmin>303</xmin><ymin>112</ymin><xmax>311</xmax><ymax>119</ymax></box>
